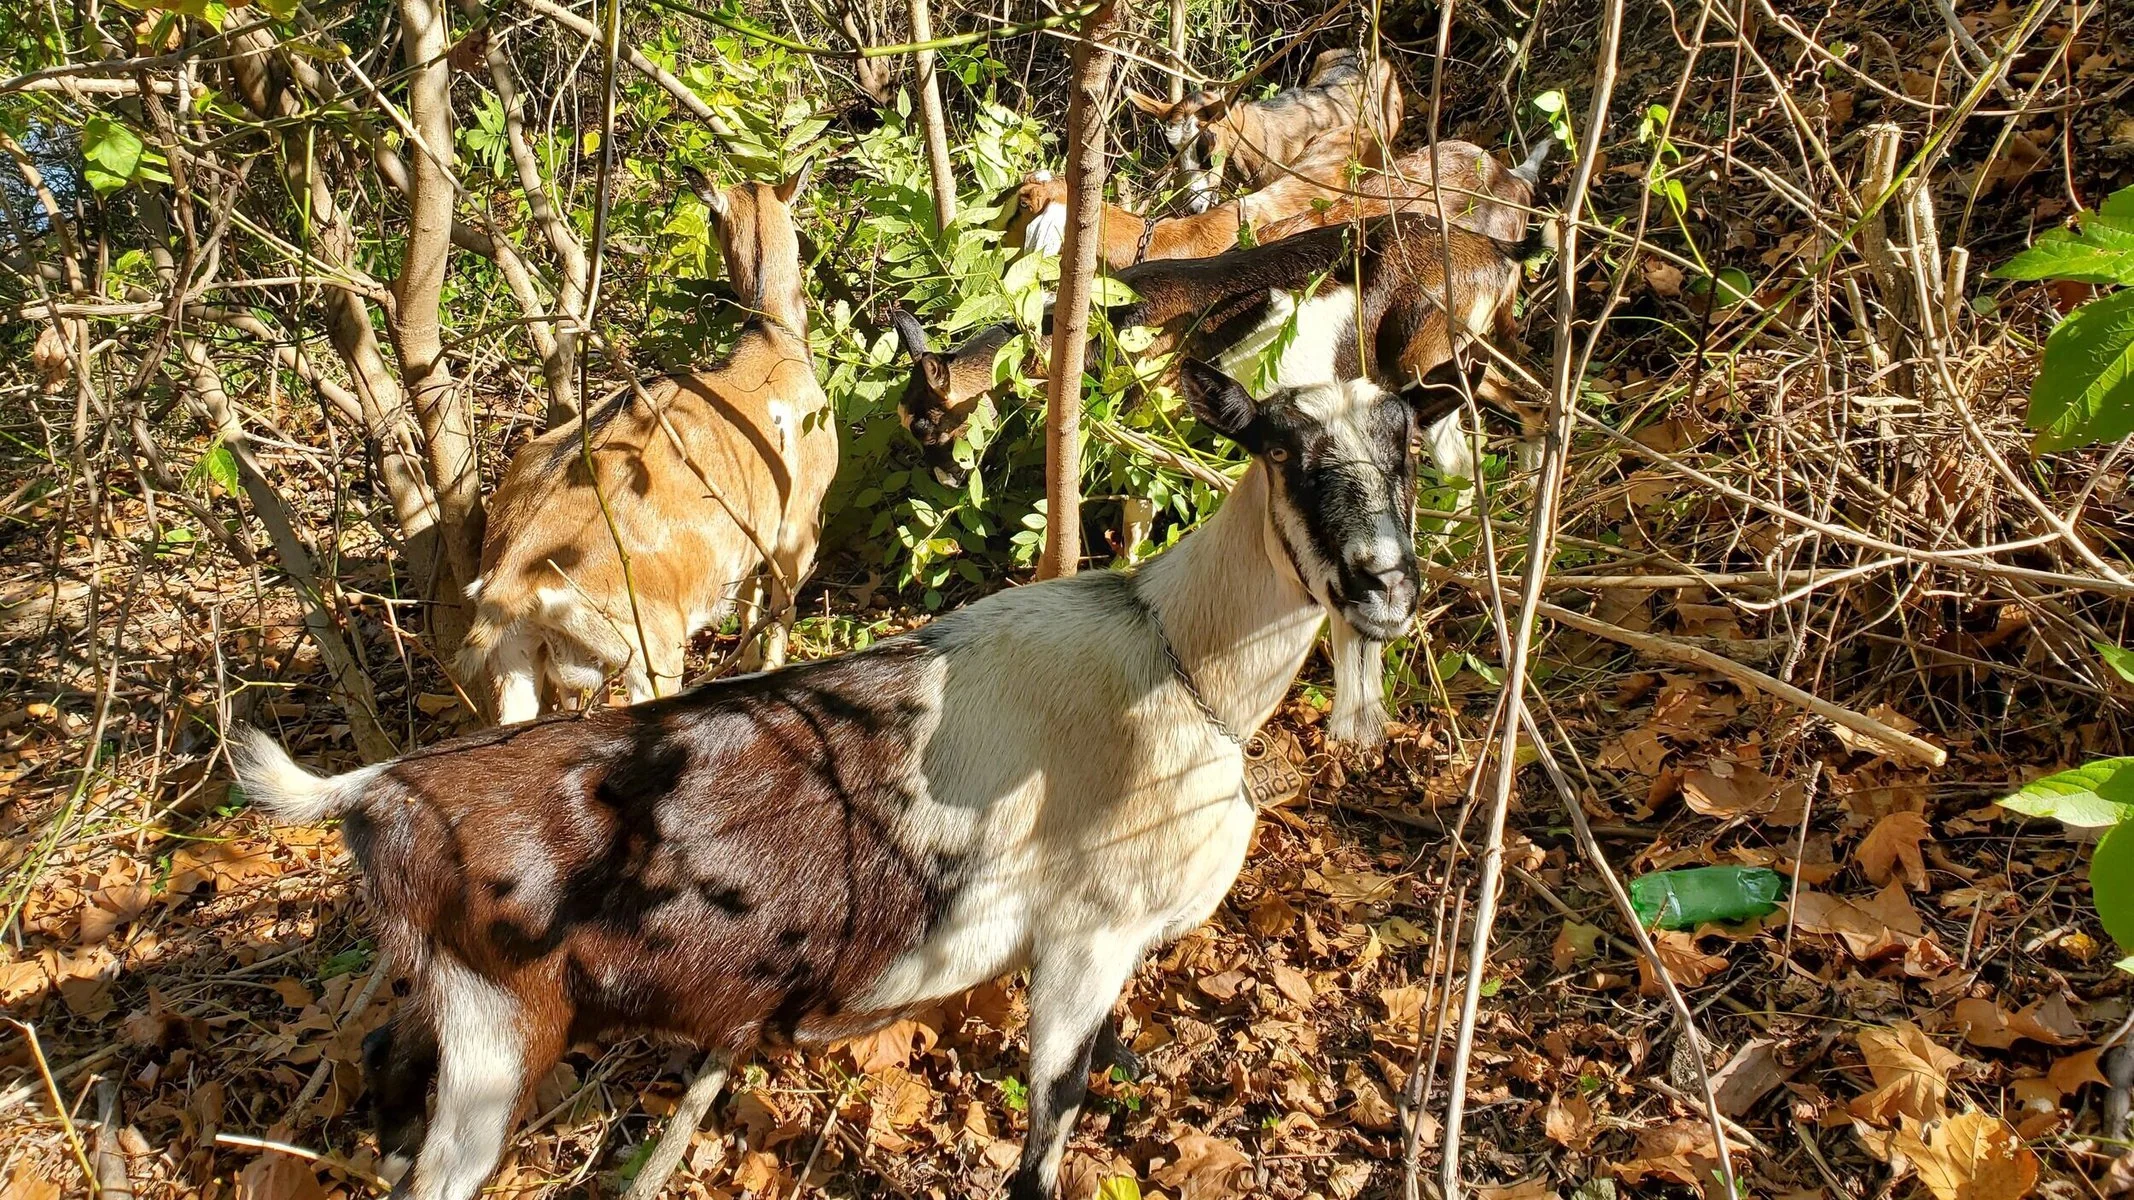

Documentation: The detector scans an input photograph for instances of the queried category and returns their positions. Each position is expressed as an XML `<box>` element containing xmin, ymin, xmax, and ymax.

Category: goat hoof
<box><xmin>1099</xmin><ymin>1041</ymin><xmax>1144</xmax><ymax>1081</ymax></box>
<box><xmin>1093</xmin><ymin>1022</ymin><xmax>1145</xmax><ymax>1081</ymax></box>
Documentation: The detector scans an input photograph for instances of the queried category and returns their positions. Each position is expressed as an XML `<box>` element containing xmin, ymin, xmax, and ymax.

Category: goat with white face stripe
<box><xmin>230</xmin><ymin>360</ymin><xmax>1468</xmax><ymax>1200</ymax></box>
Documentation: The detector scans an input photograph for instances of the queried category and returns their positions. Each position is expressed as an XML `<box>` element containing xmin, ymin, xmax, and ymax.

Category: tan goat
<box><xmin>1004</xmin><ymin>161</ymin><xmax>1349</xmax><ymax>268</ymax></box>
<box><xmin>459</xmin><ymin>164</ymin><xmax>833</xmax><ymax>725</ymax></box>
<box><xmin>1128</xmin><ymin>49</ymin><xmax>1404</xmax><ymax>212</ymax></box>
<box><xmin>1256</xmin><ymin>138</ymin><xmax>1553</xmax><ymax>246</ymax></box>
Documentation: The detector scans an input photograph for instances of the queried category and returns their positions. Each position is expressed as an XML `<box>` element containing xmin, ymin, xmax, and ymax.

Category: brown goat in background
<box><xmin>458</xmin><ymin>165</ymin><xmax>834</xmax><ymax>724</ymax></box>
<box><xmin>1129</xmin><ymin>49</ymin><xmax>1405</xmax><ymax>212</ymax></box>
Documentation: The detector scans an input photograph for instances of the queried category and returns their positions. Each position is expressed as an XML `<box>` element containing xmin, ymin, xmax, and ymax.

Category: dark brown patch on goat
<box><xmin>345</xmin><ymin>642</ymin><xmax>948</xmax><ymax>1059</ymax></box>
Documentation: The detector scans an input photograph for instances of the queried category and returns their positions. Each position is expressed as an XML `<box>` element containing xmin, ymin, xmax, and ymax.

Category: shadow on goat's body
<box><xmin>233</xmin><ymin>360</ymin><xmax>1470</xmax><ymax>1200</ymax></box>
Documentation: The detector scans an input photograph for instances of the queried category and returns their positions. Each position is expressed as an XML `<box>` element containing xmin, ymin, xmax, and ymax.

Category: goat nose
<box><xmin>1349</xmin><ymin>536</ymin><xmax>1406</xmax><ymax>576</ymax></box>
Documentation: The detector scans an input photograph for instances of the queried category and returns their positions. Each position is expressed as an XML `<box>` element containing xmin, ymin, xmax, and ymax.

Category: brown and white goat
<box><xmin>1004</xmin><ymin>160</ymin><xmax>1348</xmax><ymax>268</ymax></box>
<box><xmin>1256</xmin><ymin>137</ymin><xmax>1553</xmax><ymax>246</ymax></box>
<box><xmin>1128</xmin><ymin>48</ymin><xmax>1404</xmax><ymax>213</ymax></box>
<box><xmin>459</xmin><ymin>165</ymin><xmax>834</xmax><ymax>724</ymax></box>
<box><xmin>232</xmin><ymin>359</ymin><xmax>1470</xmax><ymax>1200</ymax></box>
<box><xmin>1007</xmin><ymin>138</ymin><xmax>1547</xmax><ymax>270</ymax></box>
<box><xmin>897</xmin><ymin>211</ymin><xmax>1536</xmax><ymax>500</ymax></box>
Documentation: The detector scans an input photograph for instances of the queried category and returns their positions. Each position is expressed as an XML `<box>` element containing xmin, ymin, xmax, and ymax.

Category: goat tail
<box><xmin>228</xmin><ymin>725</ymin><xmax>385</xmax><ymax>825</ymax></box>
<box><xmin>1511</xmin><ymin>135</ymin><xmax>1557</xmax><ymax>186</ymax></box>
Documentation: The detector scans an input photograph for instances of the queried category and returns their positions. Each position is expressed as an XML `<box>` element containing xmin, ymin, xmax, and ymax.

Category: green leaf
<box><xmin>2028</xmin><ymin>285</ymin><xmax>2134</xmax><ymax>450</ymax></box>
<box><xmin>2096</xmin><ymin>640</ymin><xmax>2134</xmax><ymax>685</ymax></box>
<box><xmin>1091</xmin><ymin>276</ymin><xmax>1139</xmax><ymax>308</ymax></box>
<box><xmin>1532</xmin><ymin>90</ymin><xmax>1565</xmax><ymax>114</ymax></box>
<box><xmin>1689</xmin><ymin>266</ymin><xmax>1753</xmax><ymax>307</ymax></box>
<box><xmin>2117</xmin><ymin>954</ymin><xmax>2134</xmax><ymax>975</ymax></box>
<box><xmin>203</xmin><ymin>442</ymin><xmax>240</xmax><ymax>493</ymax></box>
<box><xmin>1994</xmin><ymin>226</ymin><xmax>2134</xmax><ymax>286</ymax></box>
<box><xmin>81</xmin><ymin>116</ymin><xmax>144</xmax><ymax>194</ymax></box>
<box><xmin>2095</xmin><ymin>822</ymin><xmax>2134</xmax><ymax>952</ymax></box>
<box><xmin>1998</xmin><ymin>757</ymin><xmax>2134</xmax><ymax>828</ymax></box>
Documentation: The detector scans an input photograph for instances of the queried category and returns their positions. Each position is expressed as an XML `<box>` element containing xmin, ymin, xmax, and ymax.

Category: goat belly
<box><xmin>347</xmin><ymin>642</ymin><xmax>955</xmax><ymax>1056</ymax></box>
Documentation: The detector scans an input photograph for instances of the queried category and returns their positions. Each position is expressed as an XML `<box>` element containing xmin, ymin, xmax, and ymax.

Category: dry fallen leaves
<box><xmin>1709</xmin><ymin>1037</ymin><xmax>1791</xmax><ymax>1116</ymax></box>
<box><xmin>1850</xmin><ymin>1022</ymin><xmax>1966</xmax><ymax>1125</ymax></box>
<box><xmin>1612</xmin><ymin>1119</ymin><xmax>1726</xmax><ymax>1186</ymax></box>
<box><xmin>1950</xmin><ymin>994</ymin><xmax>2085</xmax><ymax>1050</ymax></box>
<box><xmin>1790</xmin><ymin>884</ymin><xmax>1930</xmax><ymax>960</ymax></box>
<box><xmin>1551</xmin><ymin>919</ymin><xmax>1604</xmax><ymax>971</ymax></box>
<box><xmin>1471</xmin><ymin>1181</ymin><xmax>1558</xmax><ymax>1200</ymax></box>
<box><xmin>1639</xmin><ymin>929</ymin><xmax>1729</xmax><ymax>993</ymax></box>
<box><xmin>1895</xmin><ymin>1111</ymin><xmax>2039</xmax><ymax>1200</ymax></box>
<box><xmin>1542</xmin><ymin>1090</ymin><xmax>1596</xmax><ymax>1150</ymax></box>
<box><xmin>234</xmin><ymin>1154</ymin><xmax>328</xmax><ymax>1200</ymax></box>
<box><xmin>1680</xmin><ymin>760</ymin><xmax>1807</xmax><ymax>823</ymax></box>
<box><xmin>0</xmin><ymin>1166</ymin><xmax>60</xmax><ymax>1200</ymax></box>
<box><xmin>1151</xmin><ymin>1133</ymin><xmax>1251</xmax><ymax>1200</ymax></box>
<box><xmin>868</xmin><ymin>1065</ymin><xmax>934</xmax><ymax>1131</ymax></box>
<box><xmin>838</xmin><ymin>1016</ymin><xmax>938</xmax><ymax>1074</ymax></box>
<box><xmin>1856</xmin><ymin>810</ymin><xmax>1932</xmax><ymax>890</ymax></box>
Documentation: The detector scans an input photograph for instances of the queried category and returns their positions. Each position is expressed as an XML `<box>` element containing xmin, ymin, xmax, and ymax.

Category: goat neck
<box><xmin>722</xmin><ymin>184</ymin><xmax>811</xmax><ymax>338</ymax></box>
<box><xmin>1132</xmin><ymin>463</ymin><xmax>1322</xmax><ymax>740</ymax></box>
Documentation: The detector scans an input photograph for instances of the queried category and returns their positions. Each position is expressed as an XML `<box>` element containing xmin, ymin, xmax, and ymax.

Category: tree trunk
<box><xmin>226</xmin><ymin>27</ymin><xmax>446</xmax><ymax>596</ymax></box>
<box><xmin>1038</xmin><ymin>0</ymin><xmax>1121</xmax><ymax>580</ymax></box>
<box><xmin>1167</xmin><ymin>0</ymin><xmax>1187</xmax><ymax>101</ymax></box>
<box><xmin>393</xmin><ymin>0</ymin><xmax>484</xmax><ymax>651</ymax></box>
<box><xmin>476</xmin><ymin>7</ymin><xmax>587</xmax><ymax>426</ymax></box>
<box><xmin>180</xmin><ymin>339</ymin><xmax>401</xmax><ymax>763</ymax></box>
<box><xmin>909</xmin><ymin>0</ymin><xmax>957</xmax><ymax>228</ymax></box>
<box><xmin>838</xmin><ymin>0</ymin><xmax>896</xmax><ymax>105</ymax></box>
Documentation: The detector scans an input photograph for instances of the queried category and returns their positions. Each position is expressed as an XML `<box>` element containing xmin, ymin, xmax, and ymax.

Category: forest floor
<box><xmin>5</xmin><ymin>1</ymin><xmax>2134</xmax><ymax>1198</ymax></box>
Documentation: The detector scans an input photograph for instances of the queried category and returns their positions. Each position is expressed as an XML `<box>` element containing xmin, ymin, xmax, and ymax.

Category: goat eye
<box><xmin>1266</xmin><ymin>446</ymin><xmax>1290</xmax><ymax>463</ymax></box>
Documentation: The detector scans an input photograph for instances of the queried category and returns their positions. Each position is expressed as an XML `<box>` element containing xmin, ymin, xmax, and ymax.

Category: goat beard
<box><xmin>1323</xmin><ymin>617</ymin><xmax>1391</xmax><ymax>749</ymax></box>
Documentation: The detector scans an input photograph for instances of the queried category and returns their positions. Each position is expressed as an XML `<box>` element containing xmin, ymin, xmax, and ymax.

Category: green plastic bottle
<box><xmin>1628</xmin><ymin>866</ymin><xmax>1786</xmax><ymax>930</ymax></box>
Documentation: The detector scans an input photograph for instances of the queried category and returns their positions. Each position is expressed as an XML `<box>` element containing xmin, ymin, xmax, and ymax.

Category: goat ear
<box><xmin>681</xmin><ymin>165</ymin><xmax>729</xmax><ymax>218</ymax></box>
<box><xmin>1179</xmin><ymin>358</ymin><xmax>1257</xmax><ymax>442</ymax></box>
<box><xmin>775</xmin><ymin>158</ymin><xmax>814</xmax><ymax>204</ymax></box>
<box><xmin>1126</xmin><ymin>89</ymin><xmax>1172</xmax><ymax>117</ymax></box>
<box><xmin>1401</xmin><ymin>356</ymin><xmax>1491</xmax><ymax>427</ymax></box>
<box><xmin>887</xmin><ymin>308</ymin><xmax>932</xmax><ymax>359</ymax></box>
<box><xmin>1197</xmin><ymin>94</ymin><xmax>1231</xmax><ymax>124</ymax></box>
<box><xmin>921</xmin><ymin>356</ymin><xmax>952</xmax><ymax>394</ymax></box>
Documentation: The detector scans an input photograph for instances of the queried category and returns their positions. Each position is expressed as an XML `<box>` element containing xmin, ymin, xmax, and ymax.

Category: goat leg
<box><xmin>1092</xmin><ymin>1019</ymin><xmax>1144</xmax><ymax>1081</ymax></box>
<box><xmin>362</xmin><ymin>1017</ymin><xmax>438</xmax><ymax>1185</ymax></box>
<box><xmin>621</xmin><ymin>1052</ymin><xmax>730</xmax><ymax>1200</ymax></box>
<box><xmin>1011</xmin><ymin>942</ymin><xmax>1145</xmax><ymax>1200</ymax></box>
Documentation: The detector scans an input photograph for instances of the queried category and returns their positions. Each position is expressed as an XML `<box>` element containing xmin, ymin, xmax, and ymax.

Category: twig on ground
<box><xmin>7</xmin><ymin>1021</ymin><xmax>98</xmax><ymax>1196</ymax></box>
<box><xmin>620</xmin><ymin>1054</ymin><xmax>730</xmax><ymax>1200</ymax></box>
<box><xmin>212</xmin><ymin>1133</ymin><xmax>393</xmax><ymax>1190</ymax></box>
<box><xmin>1529</xmin><ymin>597</ymin><xmax>1946</xmax><ymax>767</ymax></box>
<box><xmin>1519</xmin><ymin>711</ymin><xmax>1739</xmax><ymax>1194</ymax></box>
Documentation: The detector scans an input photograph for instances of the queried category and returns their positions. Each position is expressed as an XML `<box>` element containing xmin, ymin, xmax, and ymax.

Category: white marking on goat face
<box><xmin>1256</xmin><ymin>378</ymin><xmax>1421</xmax><ymax>643</ymax></box>
<box><xmin>1022</xmin><ymin>202</ymin><xmax>1068</xmax><ymax>256</ymax></box>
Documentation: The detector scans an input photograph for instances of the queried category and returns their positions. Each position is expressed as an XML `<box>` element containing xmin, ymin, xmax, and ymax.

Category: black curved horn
<box><xmin>887</xmin><ymin>307</ymin><xmax>933</xmax><ymax>358</ymax></box>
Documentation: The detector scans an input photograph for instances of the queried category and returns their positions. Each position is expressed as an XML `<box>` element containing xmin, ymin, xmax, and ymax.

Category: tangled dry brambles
<box><xmin>3</xmin><ymin>0</ymin><xmax>2134</xmax><ymax>1197</ymax></box>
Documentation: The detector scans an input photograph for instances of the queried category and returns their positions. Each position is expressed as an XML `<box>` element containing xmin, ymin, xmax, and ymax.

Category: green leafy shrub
<box><xmin>1998</xmin><ymin>759</ymin><xmax>2134</xmax><ymax>973</ymax></box>
<box><xmin>1993</xmin><ymin>185</ymin><xmax>2134</xmax><ymax>450</ymax></box>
